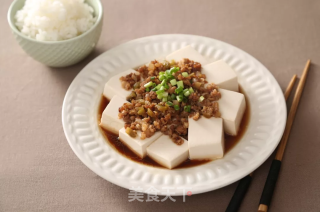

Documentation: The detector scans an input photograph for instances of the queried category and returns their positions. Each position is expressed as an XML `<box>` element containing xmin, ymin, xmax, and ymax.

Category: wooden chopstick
<box><xmin>225</xmin><ymin>74</ymin><xmax>297</xmax><ymax>212</ymax></box>
<box><xmin>258</xmin><ymin>60</ymin><xmax>311</xmax><ymax>212</ymax></box>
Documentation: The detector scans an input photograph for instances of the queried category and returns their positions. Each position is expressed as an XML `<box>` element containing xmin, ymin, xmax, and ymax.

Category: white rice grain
<box><xmin>15</xmin><ymin>0</ymin><xmax>96</xmax><ymax>41</ymax></box>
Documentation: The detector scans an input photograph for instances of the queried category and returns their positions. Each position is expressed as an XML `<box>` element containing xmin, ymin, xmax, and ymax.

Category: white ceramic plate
<box><xmin>62</xmin><ymin>34</ymin><xmax>286</xmax><ymax>196</ymax></box>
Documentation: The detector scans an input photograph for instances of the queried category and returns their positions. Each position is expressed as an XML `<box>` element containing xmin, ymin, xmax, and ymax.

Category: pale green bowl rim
<box><xmin>7</xmin><ymin>0</ymin><xmax>103</xmax><ymax>45</ymax></box>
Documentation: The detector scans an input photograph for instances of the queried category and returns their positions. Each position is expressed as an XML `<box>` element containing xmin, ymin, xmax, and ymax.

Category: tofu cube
<box><xmin>103</xmin><ymin>69</ymin><xmax>140</xmax><ymax>100</ymax></box>
<box><xmin>202</xmin><ymin>60</ymin><xmax>239</xmax><ymax>92</ymax></box>
<box><xmin>166</xmin><ymin>45</ymin><xmax>209</xmax><ymax>65</ymax></box>
<box><xmin>147</xmin><ymin>135</ymin><xmax>189</xmax><ymax>169</ymax></box>
<box><xmin>100</xmin><ymin>95</ymin><xmax>127</xmax><ymax>134</ymax></box>
<box><xmin>219</xmin><ymin>89</ymin><xmax>246</xmax><ymax>136</ymax></box>
<box><xmin>188</xmin><ymin>117</ymin><xmax>224</xmax><ymax>160</ymax></box>
<box><xmin>119</xmin><ymin>128</ymin><xmax>162</xmax><ymax>158</ymax></box>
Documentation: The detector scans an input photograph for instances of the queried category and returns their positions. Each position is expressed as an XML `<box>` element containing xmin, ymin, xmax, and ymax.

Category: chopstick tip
<box><xmin>258</xmin><ymin>204</ymin><xmax>268</xmax><ymax>212</ymax></box>
<box><xmin>306</xmin><ymin>59</ymin><xmax>311</xmax><ymax>66</ymax></box>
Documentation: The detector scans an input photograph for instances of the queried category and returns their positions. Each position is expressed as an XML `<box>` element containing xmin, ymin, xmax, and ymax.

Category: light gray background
<box><xmin>1</xmin><ymin>0</ymin><xmax>320</xmax><ymax>211</ymax></box>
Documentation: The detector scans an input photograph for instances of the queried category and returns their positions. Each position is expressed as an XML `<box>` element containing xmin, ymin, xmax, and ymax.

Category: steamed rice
<box><xmin>15</xmin><ymin>0</ymin><xmax>96</xmax><ymax>41</ymax></box>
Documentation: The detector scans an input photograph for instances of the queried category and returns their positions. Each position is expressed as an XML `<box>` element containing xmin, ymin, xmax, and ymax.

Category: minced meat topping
<box><xmin>118</xmin><ymin>58</ymin><xmax>221</xmax><ymax>145</ymax></box>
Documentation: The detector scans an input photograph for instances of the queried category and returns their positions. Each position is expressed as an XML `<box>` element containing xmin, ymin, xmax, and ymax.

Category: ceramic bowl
<box><xmin>7</xmin><ymin>0</ymin><xmax>103</xmax><ymax>67</ymax></box>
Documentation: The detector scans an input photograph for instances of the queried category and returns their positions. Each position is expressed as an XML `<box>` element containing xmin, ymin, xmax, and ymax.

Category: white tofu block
<box><xmin>188</xmin><ymin>117</ymin><xmax>224</xmax><ymax>160</ymax></box>
<box><xmin>219</xmin><ymin>89</ymin><xmax>246</xmax><ymax>136</ymax></box>
<box><xmin>103</xmin><ymin>69</ymin><xmax>139</xmax><ymax>100</ymax></box>
<box><xmin>202</xmin><ymin>60</ymin><xmax>239</xmax><ymax>92</ymax></box>
<box><xmin>119</xmin><ymin>128</ymin><xmax>163</xmax><ymax>158</ymax></box>
<box><xmin>100</xmin><ymin>95</ymin><xmax>127</xmax><ymax>134</ymax></box>
<box><xmin>166</xmin><ymin>45</ymin><xmax>209</xmax><ymax>65</ymax></box>
<box><xmin>147</xmin><ymin>135</ymin><xmax>189</xmax><ymax>169</ymax></box>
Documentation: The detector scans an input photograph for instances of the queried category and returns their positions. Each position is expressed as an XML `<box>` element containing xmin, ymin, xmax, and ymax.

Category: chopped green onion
<box><xmin>176</xmin><ymin>95</ymin><xmax>183</xmax><ymax>102</ymax></box>
<box><xmin>162</xmin><ymin>97</ymin><xmax>167</xmax><ymax>102</ymax></box>
<box><xmin>177</xmin><ymin>81</ymin><xmax>184</xmax><ymax>88</ymax></box>
<box><xmin>167</xmin><ymin>96</ymin><xmax>172</xmax><ymax>101</ymax></box>
<box><xmin>189</xmin><ymin>87</ymin><xmax>194</xmax><ymax>93</ymax></box>
<box><xmin>144</xmin><ymin>82</ymin><xmax>153</xmax><ymax>88</ymax></box>
<box><xmin>167</xmin><ymin>101</ymin><xmax>173</xmax><ymax>106</ymax></box>
<box><xmin>164</xmin><ymin>83</ymin><xmax>169</xmax><ymax>89</ymax></box>
<box><xmin>151</xmin><ymin>87</ymin><xmax>157</xmax><ymax>91</ymax></box>
<box><xmin>159</xmin><ymin>72</ymin><xmax>165</xmax><ymax>75</ymax></box>
<box><xmin>146</xmin><ymin>88</ymin><xmax>150</xmax><ymax>92</ymax></box>
<box><xmin>167</xmin><ymin>75</ymin><xmax>175</xmax><ymax>79</ymax></box>
<box><xmin>170</xmin><ymin>79</ymin><xmax>177</xmax><ymax>86</ymax></box>
<box><xmin>184</xmin><ymin>105</ymin><xmax>191</xmax><ymax>112</ymax></box>
<box><xmin>156</xmin><ymin>84</ymin><xmax>161</xmax><ymax>90</ymax></box>
<box><xmin>174</xmin><ymin>105</ymin><xmax>180</xmax><ymax>110</ymax></box>
<box><xmin>175</xmin><ymin>86</ymin><xmax>183</xmax><ymax>94</ymax></box>
<box><xmin>184</xmin><ymin>91</ymin><xmax>191</xmax><ymax>96</ymax></box>
<box><xmin>156</xmin><ymin>90</ymin><xmax>164</xmax><ymax>95</ymax></box>
<box><xmin>159</xmin><ymin>86</ymin><xmax>165</xmax><ymax>91</ymax></box>
<box><xmin>170</xmin><ymin>67</ymin><xmax>180</xmax><ymax>74</ymax></box>
<box><xmin>182</xmin><ymin>72</ymin><xmax>189</xmax><ymax>77</ymax></box>
<box><xmin>199</xmin><ymin>96</ymin><xmax>205</xmax><ymax>102</ymax></box>
<box><xmin>150</xmin><ymin>76</ymin><xmax>155</xmax><ymax>80</ymax></box>
<box><xmin>162</xmin><ymin>92</ymin><xmax>168</xmax><ymax>97</ymax></box>
<box><xmin>159</xmin><ymin>75</ymin><xmax>166</xmax><ymax>81</ymax></box>
<box><xmin>171</xmin><ymin>94</ymin><xmax>176</xmax><ymax>100</ymax></box>
<box><xmin>156</xmin><ymin>91</ymin><xmax>168</xmax><ymax>100</ymax></box>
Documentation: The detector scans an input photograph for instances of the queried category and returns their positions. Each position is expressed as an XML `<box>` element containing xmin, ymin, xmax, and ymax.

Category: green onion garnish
<box><xmin>184</xmin><ymin>105</ymin><xmax>191</xmax><ymax>112</ymax></box>
<box><xmin>159</xmin><ymin>75</ymin><xmax>166</xmax><ymax>81</ymax></box>
<box><xmin>162</xmin><ymin>92</ymin><xmax>168</xmax><ymax>97</ymax></box>
<box><xmin>156</xmin><ymin>90</ymin><xmax>164</xmax><ymax>95</ymax></box>
<box><xmin>167</xmin><ymin>101</ymin><xmax>173</xmax><ymax>106</ymax></box>
<box><xmin>177</xmin><ymin>95</ymin><xmax>183</xmax><ymax>102</ymax></box>
<box><xmin>159</xmin><ymin>72</ymin><xmax>165</xmax><ymax>75</ymax></box>
<box><xmin>167</xmin><ymin>75</ymin><xmax>175</xmax><ymax>79</ymax></box>
<box><xmin>171</xmin><ymin>94</ymin><xmax>176</xmax><ymax>100</ymax></box>
<box><xmin>184</xmin><ymin>91</ymin><xmax>191</xmax><ymax>96</ymax></box>
<box><xmin>144</xmin><ymin>82</ymin><xmax>153</xmax><ymax>88</ymax></box>
<box><xmin>151</xmin><ymin>87</ymin><xmax>157</xmax><ymax>91</ymax></box>
<box><xmin>150</xmin><ymin>76</ymin><xmax>155</xmax><ymax>80</ymax></box>
<box><xmin>175</xmin><ymin>86</ymin><xmax>183</xmax><ymax>94</ymax></box>
<box><xmin>170</xmin><ymin>79</ymin><xmax>177</xmax><ymax>86</ymax></box>
<box><xmin>146</xmin><ymin>88</ymin><xmax>150</xmax><ymax>92</ymax></box>
<box><xmin>170</xmin><ymin>67</ymin><xmax>180</xmax><ymax>74</ymax></box>
<box><xmin>189</xmin><ymin>87</ymin><xmax>194</xmax><ymax>93</ymax></box>
<box><xmin>182</xmin><ymin>72</ymin><xmax>189</xmax><ymax>77</ymax></box>
<box><xmin>162</xmin><ymin>97</ymin><xmax>167</xmax><ymax>102</ymax></box>
<box><xmin>199</xmin><ymin>96</ymin><xmax>205</xmax><ymax>102</ymax></box>
<box><xmin>174</xmin><ymin>105</ymin><xmax>180</xmax><ymax>110</ymax></box>
<box><xmin>177</xmin><ymin>80</ymin><xmax>184</xmax><ymax>88</ymax></box>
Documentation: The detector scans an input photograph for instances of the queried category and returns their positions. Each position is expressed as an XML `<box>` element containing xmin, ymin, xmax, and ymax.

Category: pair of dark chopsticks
<box><xmin>226</xmin><ymin>60</ymin><xmax>311</xmax><ymax>212</ymax></box>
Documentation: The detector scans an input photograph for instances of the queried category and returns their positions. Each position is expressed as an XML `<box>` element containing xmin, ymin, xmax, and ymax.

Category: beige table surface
<box><xmin>1</xmin><ymin>0</ymin><xmax>320</xmax><ymax>211</ymax></box>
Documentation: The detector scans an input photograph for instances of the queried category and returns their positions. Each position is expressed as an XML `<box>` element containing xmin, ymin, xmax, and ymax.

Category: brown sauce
<box><xmin>97</xmin><ymin>87</ymin><xmax>250</xmax><ymax>169</ymax></box>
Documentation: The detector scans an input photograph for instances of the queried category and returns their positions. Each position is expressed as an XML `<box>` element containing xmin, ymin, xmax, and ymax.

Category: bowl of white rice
<box><xmin>7</xmin><ymin>0</ymin><xmax>103</xmax><ymax>67</ymax></box>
